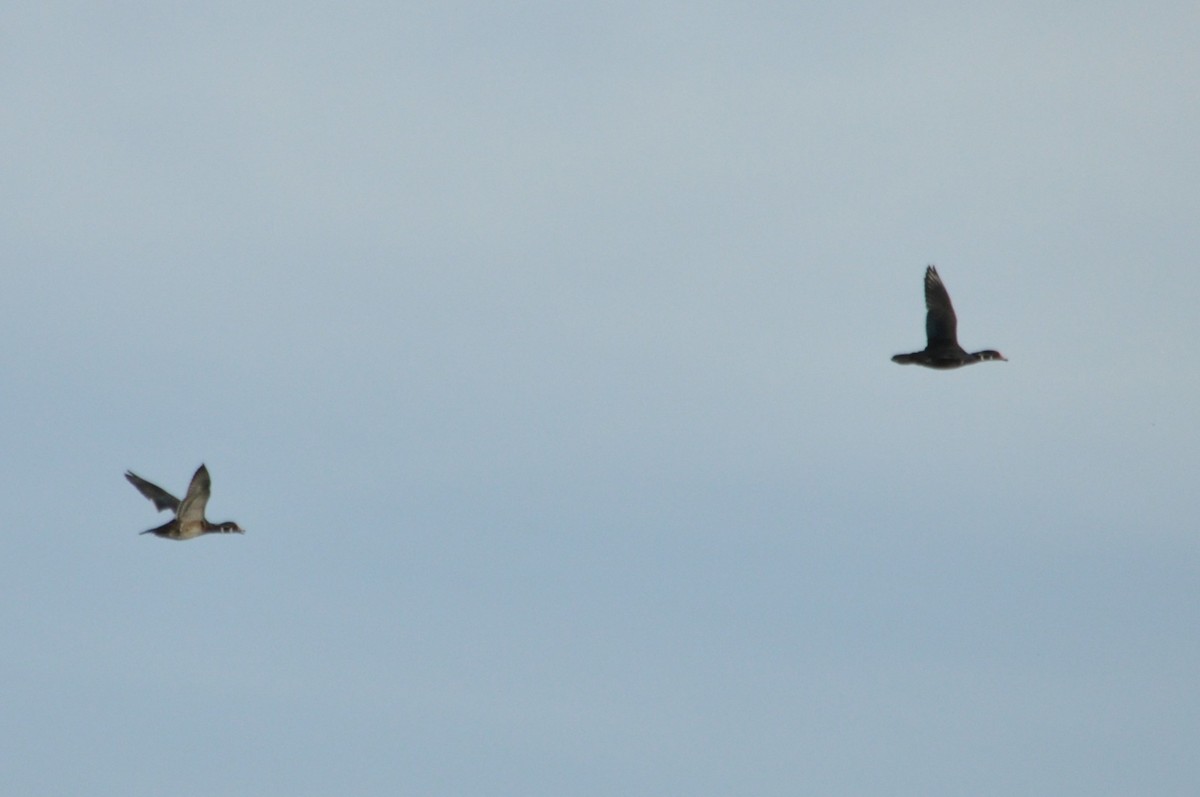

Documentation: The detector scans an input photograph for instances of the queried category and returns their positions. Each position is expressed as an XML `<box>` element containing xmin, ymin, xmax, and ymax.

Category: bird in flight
<box><xmin>892</xmin><ymin>265</ymin><xmax>1007</xmax><ymax>369</ymax></box>
<box><xmin>126</xmin><ymin>464</ymin><xmax>244</xmax><ymax>540</ymax></box>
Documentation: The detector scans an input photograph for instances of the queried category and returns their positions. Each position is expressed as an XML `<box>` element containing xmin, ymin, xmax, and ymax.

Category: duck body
<box><xmin>892</xmin><ymin>265</ymin><xmax>1007</xmax><ymax>369</ymax></box>
<box><xmin>891</xmin><ymin>347</ymin><xmax>1008</xmax><ymax>369</ymax></box>
<box><xmin>126</xmin><ymin>465</ymin><xmax>244</xmax><ymax>540</ymax></box>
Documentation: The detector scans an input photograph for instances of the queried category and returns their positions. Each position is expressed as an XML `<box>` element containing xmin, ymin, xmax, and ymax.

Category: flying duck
<box><xmin>126</xmin><ymin>464</ymin><xmax>244</xmax><ymax>540</ymax></box>
<box><xmin>892</xmin><ymin>265</ymin><xmax>1007</xmax><ymax>369</ymax></box>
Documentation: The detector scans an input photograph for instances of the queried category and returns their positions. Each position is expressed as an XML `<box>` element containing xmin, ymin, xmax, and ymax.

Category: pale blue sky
<box><xmin>3</xmin><ymin>2</ymin><xmax>1199</xmax><ymax>795</ymax></box>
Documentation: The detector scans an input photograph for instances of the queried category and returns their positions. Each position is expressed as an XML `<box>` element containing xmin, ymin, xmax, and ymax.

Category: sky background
<box><xmin>3</xmin><ymin>2</ymin><xmax>1199</xmax><ymax>794</ymax></box>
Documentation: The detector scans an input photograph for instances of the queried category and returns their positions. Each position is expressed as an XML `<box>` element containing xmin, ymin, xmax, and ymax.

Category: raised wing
<box><xmin>125</xmin><ymin>471</ymin><xmax>181</xmax><ymax>513</ymax></box>
<box><xmin>177</xmin><ymin>464</ymin><xmax>212</xmax><ymax>525</ymax></box>
<box><xmin>923</xmin><ymin>265</ymin><xmax>959</xmax><ymax>347</ymax></box>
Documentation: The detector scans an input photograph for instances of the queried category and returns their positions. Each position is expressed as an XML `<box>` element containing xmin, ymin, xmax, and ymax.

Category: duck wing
<box><xmin>177</xmin><ymin>465</ymin><xmax>212</xmax><ymax>526</ymax></box>
<box><xmin>924</xmin><ymin>265</ymin><xmax>959</xmax><ymax>348</ymax></box>
<box><xmin>125</xmin><ymin>471</ymin><xmax>181</xmax><ymax>513</ymax></box>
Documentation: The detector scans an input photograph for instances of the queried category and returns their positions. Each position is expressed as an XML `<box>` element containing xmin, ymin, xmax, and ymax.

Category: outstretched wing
<box><xmin>177</xmin><ymin>464</ymin><xmax>212</xmax><ymax>526</ymax></box>
<box><xmin>924</xmin><ymin>265</ymin><xmax>959</xmax><ymax>347</ymax></box>
<box><xmin>125</xmin><ymin>471</ymin><xmax>181</xmax><ymax>513</ymax></box>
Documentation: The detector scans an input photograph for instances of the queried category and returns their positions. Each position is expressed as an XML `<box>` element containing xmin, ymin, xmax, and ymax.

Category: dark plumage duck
<box><xmin>126</xmin><ymin>464</ymin><xmax>244</xmax><ymax>540</ymax></box>
<box><xmin>892</xmin><ymin>265</ymin><xmax>1007</xmax><ymax>369</ymax></box>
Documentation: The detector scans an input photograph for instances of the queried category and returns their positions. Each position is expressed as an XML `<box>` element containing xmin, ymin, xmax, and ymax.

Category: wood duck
<box><xmin>892</xmin><ymin>265</ymin><xmax>1007</xmax><ymax>369</ymax></box>
<box><xmin>126</xmin><ymin>464</ymin><xmax>244</xmax><ymax>540</ymax></box>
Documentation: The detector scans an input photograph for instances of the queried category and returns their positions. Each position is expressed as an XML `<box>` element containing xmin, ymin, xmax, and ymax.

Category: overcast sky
<box><xmin>3</xmin><ymin>2</ymin><xmax>1199</xmax><ymax>795</ymax></box>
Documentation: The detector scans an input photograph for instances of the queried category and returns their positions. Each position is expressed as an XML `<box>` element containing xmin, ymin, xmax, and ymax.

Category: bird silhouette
<box><xmin>892</xmin><ymin>265</ymin><xmax>1007</xmax><ymax>369</ymax></box>
<box><xmin>126</xmin><ymin>465</ymin><xmax>244</xmax><ymax>540</ymax></box>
